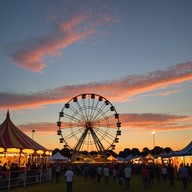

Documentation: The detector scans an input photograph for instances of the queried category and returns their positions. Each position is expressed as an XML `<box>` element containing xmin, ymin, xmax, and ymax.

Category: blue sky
<box><xmin>0</xmin><ymin>0</ymin><xmax>192</xmax><ymax>153</ymax></box>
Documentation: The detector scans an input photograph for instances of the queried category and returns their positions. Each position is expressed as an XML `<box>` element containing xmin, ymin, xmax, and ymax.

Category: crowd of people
<box><xmin>51</xmin><ymin>162</ymin><xmax>192</xmax><ymax>191</ymax></box>
<box><xmin>0</xmin><ymin>161</ymin><xmax>191</xmax><ymax>191</ymax></box>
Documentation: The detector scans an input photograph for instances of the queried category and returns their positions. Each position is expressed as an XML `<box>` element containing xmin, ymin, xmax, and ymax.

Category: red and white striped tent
<box><xmin>0</xmin><ymin>111</ymin><xmax>50</xmax><ymax>167</ymax></box>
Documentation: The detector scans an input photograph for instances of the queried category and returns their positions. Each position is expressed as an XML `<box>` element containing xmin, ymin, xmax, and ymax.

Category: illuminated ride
<box><xmin>57</xmin><ymin>93</ymin><xmax>121</xmax><ymax>162</ymax></box>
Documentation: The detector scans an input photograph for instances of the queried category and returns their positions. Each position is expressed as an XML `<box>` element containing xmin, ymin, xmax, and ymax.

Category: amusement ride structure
<box><xmin>56</xmin><ymin>93</ymin><xmax>121</xmax><ymax>162</ymax></box>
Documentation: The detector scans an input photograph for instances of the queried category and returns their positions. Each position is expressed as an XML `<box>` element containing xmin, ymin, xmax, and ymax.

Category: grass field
<box><xmin>2</xmin><ymin>174</ymin><xmax>192</xmax><ymax>192</ymax></box>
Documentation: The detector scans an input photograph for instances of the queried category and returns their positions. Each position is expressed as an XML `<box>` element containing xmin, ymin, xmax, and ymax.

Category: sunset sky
<box><xmin>0</xmin><ymin>0</ymin><xmax>192</xmax><ymax>153</ymax></box>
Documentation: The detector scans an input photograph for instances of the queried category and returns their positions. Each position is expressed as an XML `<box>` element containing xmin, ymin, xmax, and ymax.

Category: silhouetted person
<box><xmin>161</xmin><ymin>164</ymin><xmax>167</xmax><ymax>182</ymax></box>
<box><xmin>124</xmin><ymin>164</ymin><xmax>132</xmax><ymax>189</ymax></box>
<box><xmin>167</xmin><ymin>164</ymin><xmax>175</xmax><ymax>187</ymax></box>
<box><xmin>141</xmin><ymin>164</ymin><xmax>149</xmax><ymax>189</ymax></box>
<box><xmin>118</xmin><ymin>166</ymin><xmax>124</xmax><ymax>186</ymax></box>
<box><xmin>148</xmin><ymin>165</ymin><xmax>155</xmax><ymax>184</ymax></box>
<box><xmin>96</xmin><ymin>165</ymin><xmax>102</xmax><ymax>182</ymax></box>
<box><xmin>178</xmin><ymin>164</ymin><xmax>188</xmax><ymax>190</ymax></box>
<box><xmin>55</xmin><ymin>163</ymin><xmax>61</xmax><ymax>183</ymax></box>
<box><xmin>64</xmin><ymin>166</ymin><xmax>74</xmax><ymax>192</ymax></box>
<box><xmin>103</xmin><ymin>165</ymin><xmax>110</xmax><ymax>184</ymax></box>
<box><xmin>155</xmin><ymin>164</ymin><xmax>161</xmax><ymax>183</ymax></box>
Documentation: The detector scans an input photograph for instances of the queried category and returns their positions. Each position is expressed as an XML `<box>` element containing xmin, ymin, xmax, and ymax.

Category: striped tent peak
<box><xmin>0</xmin><ymin>111</ymin><xmax>47</xmax><ymax>151</ymax></box>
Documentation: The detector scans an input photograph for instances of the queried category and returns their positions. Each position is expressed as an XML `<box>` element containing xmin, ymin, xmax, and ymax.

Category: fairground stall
<box><xmin>172</xmin><ymin>141</ymin><xmax>192</xmax><ymax>168</ymax></box>
<box><xmin>157</xmin><ymin>141</ymin><xmax>192</xmax><ymax>168</ymax></box>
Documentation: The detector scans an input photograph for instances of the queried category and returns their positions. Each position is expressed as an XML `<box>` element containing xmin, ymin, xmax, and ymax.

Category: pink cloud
<box><xmin>10</xmin><ymin>10</ymin><xmax>116</xmax><ymax>72</ymax></box>
<box><xmin>0</xmin><ymin>62</ymin><xmax>191</xmax><ymax>109</ymax></box>
<box><xmin>11</xmin><ymin>18</ymin><xmax>93</xmax><ymax>72</ymax></box>
<box><xmin>149</xmin><ymin>89</ymin><xmax>181</xmax><ymax>96</ymax></box>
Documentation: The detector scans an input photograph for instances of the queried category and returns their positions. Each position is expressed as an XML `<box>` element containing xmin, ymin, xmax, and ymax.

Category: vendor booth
<box><xmin>172</xmin><ymin>141</ymin><xmax>192</xmax><ymax>168</ymax></box>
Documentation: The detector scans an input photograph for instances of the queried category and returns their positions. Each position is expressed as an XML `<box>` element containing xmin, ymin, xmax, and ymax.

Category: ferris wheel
<box><xmin>57</xmin><ymin>93</ymin><xmax>121</xmax><ymax>154</ymax></box>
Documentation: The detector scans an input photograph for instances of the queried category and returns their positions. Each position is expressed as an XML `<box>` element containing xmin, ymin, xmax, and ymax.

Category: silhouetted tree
<box><xmin>81</xmin><ymin>150</ymin><xmax>88</xmax><ymax>155</ymax></box>
<box><xmin>118</xmin><ymin>151</ymin><xmax>124</xmax><ymax>157</ymax></box>
<box><xmin>163</xmin><ymin>147</ymin><xmax>172</xmax><ymax>153</ymax></box>
<box><xmin>131</xmin><ymin>148</ymin><xmax>140</xmax><ymax>156</ymax></box>
<box><xmin>52</xmin><ymin>148</ymin><xmax>60</xmax><ymax>155</ymax></box>
<box><xmin>61</xmin><ymin>147</ymin><xmax>71</xmax><ymax>157</ymax></box>
<box><xmin>52</xmin><ymin>145</ymin><xmax>174</xmax><ymax>159</ymax></box>
<box><xmin>141</xmin><ymin>147</ymin><xmax>150</xmax><ymax>156</ymax></box>
<box><xmin>151</xmin><ymin>146</ymin><xmax>163</xmax><ymax>155</ymax></box>
<box><xmin>121</xmin><ymin>148</ymin><xmax>131</xmax><ymax>158</ymax></box>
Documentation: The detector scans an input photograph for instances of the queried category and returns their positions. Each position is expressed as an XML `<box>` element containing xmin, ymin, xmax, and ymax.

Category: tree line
<box><xmin>52</xmin><ymin>146</ymin><xmax>173</xmax><ymax>158</ymax></box>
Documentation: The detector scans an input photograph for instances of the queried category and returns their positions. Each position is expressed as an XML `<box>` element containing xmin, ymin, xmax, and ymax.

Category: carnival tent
<box><xmin>158</xmin><ymin>150</ymin><xmax>175</xmax><ymax>158</ymax></box>
<box><xmin>174</xmin><ymin>141</ymin><xmax>192</xmax><ymax>156</ymax></box>
<box><xmin>0</xmin><ymin>111</ymin><xmax>48</xmax><ymax>154</ymax></box>
<box><xmin>94</xmin><ymin>156</ymin><xmax>110</xmax><ymax>163</ymax></box>
<box><xmin>116</xmin><ymin>156</ymin><xmax>124</xmax><ymax>161</ymax></box>
<box><xmin>49</xmin><ymin>152</ymin><xmax>68</xmax><ymax>161</ymax></box>
<box><xmin>123</xmin><ymin>154</ymin><xmax>139</xmax><ymax>161</ymax></box>
<box><xmin>144</xmin><ymin>153</ymin><xmax>155</xmax><ymax>160</ymax></box>
<box><xmin>107</xmin><ymin>155</ymin><xmax>118</xmax><ymax>162</ymax></box>
<box><xmin>139</xmin><ymin>153</ymin><xmax>155</xmax><ymax>164</ymax></box>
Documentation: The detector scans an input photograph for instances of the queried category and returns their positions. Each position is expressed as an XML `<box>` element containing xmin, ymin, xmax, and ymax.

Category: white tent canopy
<box><xmin>107</xmin><ymin>155</ymin><xmax>118</xmax><ymax>161</ymax></box>
<box><xmin>49</xmin><ymin>152</ymin><xmax>68</xmax><ymax>161</ymax></box>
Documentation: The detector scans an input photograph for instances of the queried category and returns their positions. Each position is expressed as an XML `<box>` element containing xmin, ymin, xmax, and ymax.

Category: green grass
<box><xmin>1</xmin><ymin>175</ymin><xmax>192</xmax><ymax>192</ymax></box>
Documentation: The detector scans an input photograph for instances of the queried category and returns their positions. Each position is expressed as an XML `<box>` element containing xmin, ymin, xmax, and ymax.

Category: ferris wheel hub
<box><xmin>85</xmin><ymin>121</ymin><xmax>93</xmax><ymax>129</ymax></box>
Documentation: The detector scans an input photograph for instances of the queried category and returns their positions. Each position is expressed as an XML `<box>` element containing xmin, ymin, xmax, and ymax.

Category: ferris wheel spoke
<box><xmin>90</xmin><ymin>128</ymin><xmax>106</xmax><ymax>152</ymax></box>
<box><xmin>89</xmin><ymin>100</ymin><xmax>101</xmax><ymax>121</ymax></box>
<box><xmin>68</xmin><ymin>105</ymin><xmax>87</xmax><ymax>122</ymax></box>
<box><xmin>62</xmin><ymin>127</ymin><xmax>84</xmax><ymax>141</ymax></box>
<box><xmin>93</xmin><ymin>114</ymin><xmax>114</xmax><ymax>125</ymax></box>
<box><xmin>92</xmin><ymin>127</ymin><xmax>109</xmax><ymax>141</ymax></box>
<box><xmin>86</xmin><ymin>132</ymin><xmax>92</xmax><ymax>151</ymax></box>
<box><xmin>90</xmin><ymin>105</ymin><xmax>106</xmax><ymax>122</ymax></box>
<box><xmin>91</xmin><ymin>106</ymin><xmax>111</xmax><ymax>122</ymax></box>
<box><xmin>61</xmin><ymin>122</ymin><xmax>84</xmax><ymax>129</ymax></box>
<box><xmin>90</xmin><ymin>99</ymin><xmax>99</xmax><ymax>121</ymax></box>
<box><xmin>73</xmin><ymin>101</ymin><xmax>87</xmax><ymax>121</ymax></box>
<box><xmin>88</xmin><ymin>96</ymin><xmax>95</xmax><ymax>121</ymax></box>
<box><xmin>94</xmin><ymin>132</ymin><xmax>110</xmax><ymax>145</ymax></box>
<box><xmin>94</xmin><ymin>108</ymin><xmax>114</xmax><ymax>122</ymax></box>
<box><xmin>63</xmin><ymin>113</ymin><xmax>84</xmax><ymax>124</ymax></box>
<box><xmin>94</xmin><ymin>126</ymin><xmax>116</xmax><ymax>141</ymax></box>
<box><xmin>68</xmin><ymin>122</ymin><xmax>85</xmax><ymax>129</ymax></box>
<box><xmin>94</xmin><ymin>129</ymin><xmax>115</xmax><ymax>147</ymax></box>
<box><xmin>83</xmin><ymin>98</ymin><xmax>89</xmax><ymax>120</ymax></box>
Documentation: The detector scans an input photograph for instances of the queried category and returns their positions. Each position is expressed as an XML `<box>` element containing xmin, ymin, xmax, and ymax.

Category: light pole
<box><xmin>152</xmin><ymin>131</ymin><xmax>156</xmax><ymax>158</ymax></box>
<box><xmin>32</xmin><ymin>130</ymin><xmax>35</xmax><ymax>140</ymax></box>
<box><xmin>152</xmin><ymin>131</ymin><xmax>155</xmax><ymax>148</ymax></box>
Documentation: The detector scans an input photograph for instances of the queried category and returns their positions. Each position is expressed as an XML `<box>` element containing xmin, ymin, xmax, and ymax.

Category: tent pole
<box><xmin>18</xmin><ymin>152</ymin><xmax>21</xmax><ymax>167</ymax></box>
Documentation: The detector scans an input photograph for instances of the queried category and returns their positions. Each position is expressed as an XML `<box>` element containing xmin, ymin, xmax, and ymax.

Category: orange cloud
<box><xmin>17</xmin><ymin>113</ymin><xmax>192</xmax><ymax>134</ymax></box>
<box><xmin>0</xmin><ymin>62</ymin><xmax>191</xmax><ymax>109</ymax></box>
<box><xmin>120</xmin><ymin>113</ymin><xmax>192</xmax><ymax>131</ymax></box>
<box><xmin>19</xmin><ymin>122</ymin><xmax>56</xmax><ymax>133</ymax></box>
